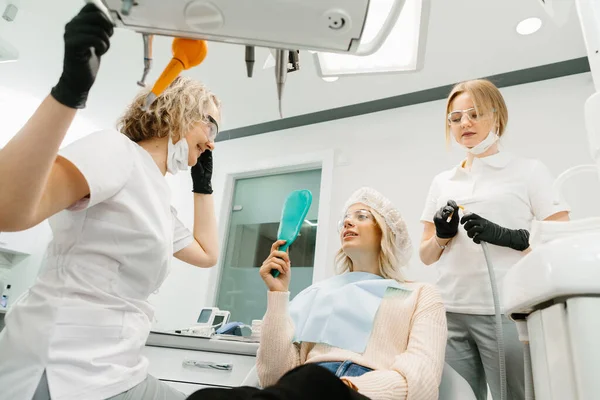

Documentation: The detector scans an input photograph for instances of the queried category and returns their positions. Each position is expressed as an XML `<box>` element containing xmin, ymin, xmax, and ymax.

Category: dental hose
<box><xmin>481</xmin><ymin>241</ymin><xmax>508</xmax><ymax>400</ymax></box>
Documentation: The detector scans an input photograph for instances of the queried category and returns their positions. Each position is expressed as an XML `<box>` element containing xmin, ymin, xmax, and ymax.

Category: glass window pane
<box><xmin>216</xmin><ymin>169</ymin><xmax>322</xmax><ymax>325</ymax></box>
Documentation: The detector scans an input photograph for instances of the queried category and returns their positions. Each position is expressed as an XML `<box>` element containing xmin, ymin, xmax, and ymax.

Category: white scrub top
<box><xmin>420</xmin><ymin>151</ymin><xmax>569</xmax><ymax>315</ymax></box>
<box><xmin>0</xmin><ymin>130</ymin><xmax>194</xmax><ymax>400</ymax></box>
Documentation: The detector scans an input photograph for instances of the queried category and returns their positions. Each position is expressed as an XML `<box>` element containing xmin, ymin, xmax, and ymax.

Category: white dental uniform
<box><xmin>0</xmin><ymin>130</ymin><xmax>193</xmax><ymax>400</ymax></box>
<box><xmin>420</xmin><ymin>151</ymin><xmax>569</xmax><ymax>314</ymax></box>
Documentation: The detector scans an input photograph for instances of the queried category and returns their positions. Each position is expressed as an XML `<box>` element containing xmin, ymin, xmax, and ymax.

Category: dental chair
<box><xmin>241</xmin><ymin>363</ymin><xmax>476</xmax><ymax>400</ymax></box>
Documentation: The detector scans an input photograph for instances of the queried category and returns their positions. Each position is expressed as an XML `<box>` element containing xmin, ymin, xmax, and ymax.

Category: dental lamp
<box><xmin>85</xmin><ymin>0</ymin><xmax>430</xmax><ymax>117</ymax></box>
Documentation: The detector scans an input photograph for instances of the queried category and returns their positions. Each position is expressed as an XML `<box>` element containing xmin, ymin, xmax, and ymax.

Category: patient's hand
<box><xmin>259</xmin><ymin>240</ymin><xmax>291</xmax><ymax>292</ymax></box>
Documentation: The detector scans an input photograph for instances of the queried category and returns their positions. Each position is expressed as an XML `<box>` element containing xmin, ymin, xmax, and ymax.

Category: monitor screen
<box><xmin>213</xmin><ymin>315</ymin><xmax>225</xmax><ymax>328</ymax></box>
<box><xmin>197</xmin><ymin>309</ymin><xmax>212</xmax><ymax>324</ymax></box>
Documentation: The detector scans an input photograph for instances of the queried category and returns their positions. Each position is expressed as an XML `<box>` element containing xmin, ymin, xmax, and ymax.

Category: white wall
<box><xmin>150</xmin><ymin>72</ymin><xmax>599</xmax><ymax>330</ymax></box>
<box><xmin>1</xmin><ymin>222</ymin><xmax>52</xmax><ymax>307</ymax></box>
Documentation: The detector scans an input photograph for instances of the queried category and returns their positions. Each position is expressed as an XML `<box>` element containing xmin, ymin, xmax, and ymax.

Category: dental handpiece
<box><xmin>245</xmin><ymin>46</ymin><xmax>255</xmax><ymax>78</ymax></box>
<box><xmin>275</xmin><ymin>49</ymin><xmax>288</xmax><ymax>118</ymax></box>
<box><xmin>137</xmin><ymin>34</ymin><xmax>154</xmax><ymax>87</ymax></box>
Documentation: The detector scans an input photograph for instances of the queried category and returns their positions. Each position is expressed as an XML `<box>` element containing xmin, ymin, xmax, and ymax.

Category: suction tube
<box><xmin>481</xmin><ymin>241</ymin><xmax>507</xmax><ymax>400</ymax></box>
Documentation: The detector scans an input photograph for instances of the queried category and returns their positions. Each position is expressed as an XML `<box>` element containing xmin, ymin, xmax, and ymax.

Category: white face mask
<box><xmin>458</xmin><ymin>129</ymin><xmax>499</xmax><ymax>155</ymax></box>
<box><xmin>166</xmin><ymin>136</ymin><xmax>189</xmax><ymax>175</ymax></box>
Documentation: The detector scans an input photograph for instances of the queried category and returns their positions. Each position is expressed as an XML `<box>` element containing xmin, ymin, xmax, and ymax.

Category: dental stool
<box><xmin>241</xmin><ymin>363</ymin><xmax>476</xmax><ymax>400</ymax></box>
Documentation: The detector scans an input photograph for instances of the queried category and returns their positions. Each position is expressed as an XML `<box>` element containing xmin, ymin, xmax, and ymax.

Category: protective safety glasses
<box><xmin>338</xmin><ymin>209</ymin><xmax>375</xmax><ymax>232</ymax></box>
<box><xmin>203</xmin><ymin>115</ymin><xmax>219</xmax><ymax>142</ymax></box>
<box><xmin>447</xmin><ymin>107</ymin><xmax>495</xmax><ymax>126</ymax></box>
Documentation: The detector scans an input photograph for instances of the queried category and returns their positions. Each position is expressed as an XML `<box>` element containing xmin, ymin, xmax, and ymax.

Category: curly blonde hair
<box><xmin>117</xmin><ymin>76</ymin><xmax>221</xmax><ymax>143</ymax></box>
<box><xmin>334</xmin><ymin>210</ymin><xmax>406</xmax><ymax>283</ymax></box>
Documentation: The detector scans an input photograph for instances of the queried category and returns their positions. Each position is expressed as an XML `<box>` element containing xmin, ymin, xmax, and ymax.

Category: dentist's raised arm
<box><xmin>0</xmin><ymin>4</ymin><xmax>112</xmax><ymax>231</ymax></box>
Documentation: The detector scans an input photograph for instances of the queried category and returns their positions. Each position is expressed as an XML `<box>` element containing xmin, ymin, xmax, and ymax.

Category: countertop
<box><xmin>146</xmin><ymin>331</ymin><xmax>259</xmax><ymax>357</ymax></box>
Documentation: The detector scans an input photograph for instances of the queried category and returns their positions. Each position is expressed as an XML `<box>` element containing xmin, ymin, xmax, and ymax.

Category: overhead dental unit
<box><xmin>85</xmin><ymin>0</ymin><xmax>430</xmax><ymax>117</ymax></box>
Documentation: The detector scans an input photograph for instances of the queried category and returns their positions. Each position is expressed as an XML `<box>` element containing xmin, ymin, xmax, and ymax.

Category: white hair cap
<box><xmin>343</xmin><ymin>187</ymin><xmax>413</xmax><ymax>267</ymax></box>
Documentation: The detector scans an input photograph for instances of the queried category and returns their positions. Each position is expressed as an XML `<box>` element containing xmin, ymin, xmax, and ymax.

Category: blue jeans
<box><xmin>316</xmin><ymin>361</ymin><xmax>373</xmax><ymax>378</ymax></box>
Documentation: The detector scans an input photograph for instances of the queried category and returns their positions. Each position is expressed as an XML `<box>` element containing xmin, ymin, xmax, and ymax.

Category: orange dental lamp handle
<box><xmin>143</xmin><ymin>38</ymin><xmax>208</xmax><ymax>110</ymax></box>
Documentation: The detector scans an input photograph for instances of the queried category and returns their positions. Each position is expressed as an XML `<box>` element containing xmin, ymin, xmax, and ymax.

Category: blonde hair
<box><xmin>117</xmin><ymin>76</ymin><xmax>221</xmax><ymax>143</ymax></box>
<box><xmin>334</xmin><ymin>209</ymin><xmax>406</xmax><ymax>282</ymax></box>
<box><xmin>445</xmin><ymin>79</ymin><xmax>508</xmax><ymax>147</ymax></box>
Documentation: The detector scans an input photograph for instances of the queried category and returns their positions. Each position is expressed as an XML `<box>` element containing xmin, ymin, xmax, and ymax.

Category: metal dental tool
<box><xmin>274</xmin><ymin>49</ymin><xmax>300</xmax><ymax>118</ymax></box>
<box><xmin>275</xmin><ymin>49</ymin><xmax>288</xmax><ymax>118</ymax></box>
<box><xmin>245</xmin><ymin>46</ymin><xmax>255</xmax><ymax>78</ymax></box>
<box><xmin>288</xmin><ymin>50</ymin><xmax>300</xmax><ymax>73</ymax></box>
<box><xmin>137</xmin><ymin>34</ymin><xmax>154</xmax><ymax>87</ymax></box>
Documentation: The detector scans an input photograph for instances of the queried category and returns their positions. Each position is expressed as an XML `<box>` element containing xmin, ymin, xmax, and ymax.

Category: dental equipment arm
<box><xmin>84</xmin><ymin>0</ymin><xmax>410</xmax><ymax>117</ymax></box>
<box><xmin>88</xmin><ymin>0</ymin><xmax>404</xmax><ymax>54</ymax></box>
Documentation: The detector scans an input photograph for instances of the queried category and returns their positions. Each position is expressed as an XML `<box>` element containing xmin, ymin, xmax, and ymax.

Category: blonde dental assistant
<box><xmin>419</xmin><ymin>79</ymin><xmax>569</xmax><ymax>400</ymax></box>
<box><xmin>0</xmin><ymin>5</ymin><xmax>220</xmax><ymax>400</ymax></box>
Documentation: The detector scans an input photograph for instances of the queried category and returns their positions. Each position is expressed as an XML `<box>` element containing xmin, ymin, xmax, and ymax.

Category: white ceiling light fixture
<box><xmin>516</xmin><ymin>17</ymin><xmax>543</xmax><ymax>35</ymax></box>
<box><xmin>322</xmin><ymin>76</ymin><xmax>339</xmax><ymax>82</ymax></box>
<box><xmin>315</xmin><ymin>0</ymin><xmax>430</xmax><ymax>77</ymax></box>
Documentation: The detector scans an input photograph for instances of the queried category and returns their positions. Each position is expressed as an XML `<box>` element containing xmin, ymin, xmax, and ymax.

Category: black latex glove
<box><xmin>50</xmin><ymin>4</ymin><xmax>113</xmax><ymax>109</ymax></box>
<box><xmin>433</xmin><ymin>200</ymin><xmax>460</xmax><ymax>239</ymax></box>
<box><xmin>460</xmin><ymin>213</ymin><xmax>530</xmax><ymax>251</ymax></box>
<box><xmin>191</xmin><ymin>150</ymin><xmax>213</xmax><ymax>194</ymax></box>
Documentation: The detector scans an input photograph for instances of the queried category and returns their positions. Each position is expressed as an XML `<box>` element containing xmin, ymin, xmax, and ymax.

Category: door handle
<box><xmin>182</xmin><ymin>359</ymin><xmax>233</xmax><ymax>371</ymax></box>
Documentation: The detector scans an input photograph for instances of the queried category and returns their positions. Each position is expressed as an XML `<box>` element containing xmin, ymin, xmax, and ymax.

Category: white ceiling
<box><xmin>0</xmin><ymin>0</ymin><xmax>588</xmax><ymax>132</ymax></box>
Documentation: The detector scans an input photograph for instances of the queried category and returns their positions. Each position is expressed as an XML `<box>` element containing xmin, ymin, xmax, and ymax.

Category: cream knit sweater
<box><xmin>256</xmin><ymin>282</ymin><xmax>447</xmax><ymax>400</ymax></box>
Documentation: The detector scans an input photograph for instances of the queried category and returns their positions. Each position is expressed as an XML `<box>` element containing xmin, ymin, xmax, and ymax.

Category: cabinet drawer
<box><xmin>143</xmin><ymin>345</ymin><xmax>256</xmax><ymax>388</ymax></box>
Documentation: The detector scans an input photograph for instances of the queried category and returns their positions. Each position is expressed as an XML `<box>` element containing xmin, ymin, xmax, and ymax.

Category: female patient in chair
<box><xmin>257</xmin><ymin>187</ymin><xmax>448</xmax><ymax>400</ymax></box>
